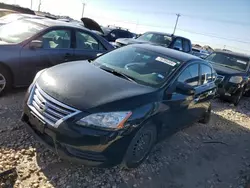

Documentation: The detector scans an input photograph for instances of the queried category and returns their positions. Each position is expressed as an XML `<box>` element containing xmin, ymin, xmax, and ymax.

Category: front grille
<box><xmin>28</xmin><ymin>85</ymin><xmax>80</xmax><ymax>128</ymax></box>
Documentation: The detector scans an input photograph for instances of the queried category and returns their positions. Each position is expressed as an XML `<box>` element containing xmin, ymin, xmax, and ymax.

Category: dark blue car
<box><xmin>0</xmin><ymin>18</ymin><xmax>114</xmax><ymax>94</ymax></box>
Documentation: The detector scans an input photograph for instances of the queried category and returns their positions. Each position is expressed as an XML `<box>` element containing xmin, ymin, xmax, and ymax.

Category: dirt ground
<box><xmin>0</xmin><ymin>88</ymin><xmax>250</xmax><ymax>188</ymax></box>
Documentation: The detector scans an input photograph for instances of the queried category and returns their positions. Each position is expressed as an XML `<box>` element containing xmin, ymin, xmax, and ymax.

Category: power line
<box><xmin>177</xmin><ymin>28</ymin><xmax>250</xmax><ymax>44</ymax></box>
<box><xmin>181</xmin><ymin>13</ymin><xmax>250</xmax><ymax>26</ymax></box>
<box><xmin>93</xmin><ymin>7</ymin><xmax>250</xmax><ymax>26</ymax></box>
<box><xmin>86</xmin><ymin>14</ymin><xmax>250</xmax><ymax>44</ymax></box>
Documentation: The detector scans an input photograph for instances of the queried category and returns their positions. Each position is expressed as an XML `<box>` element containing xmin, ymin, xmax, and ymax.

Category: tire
<box><xmin>199</xmin><ymin>103</ymin><xmax>211</xmax><ymax>124</ymax></box>
<box><xmin>233</xmin><ymin>89</ymin><xmax>243</xmax><ymax>106</ymax></box>
<box><xmin>243</xmin><ymin>88</ymin><xmax>250</xmax><ymax>97</ymax></box>
<box><xmin>121</xmin><ymin>123</ymin><xmax>157</xmax><ymax>169</ymax></box>
<box><xmin>0</xmin><ymin>66</ymin><xmax>12</xmax><ymax>95</ymax></box>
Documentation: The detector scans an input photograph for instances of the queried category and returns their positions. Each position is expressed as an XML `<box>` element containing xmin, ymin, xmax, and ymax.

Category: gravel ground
<box><xmin>0</xmin><ymin>89</ymin><xmax>250</xmax><ymax>188</ymax></box>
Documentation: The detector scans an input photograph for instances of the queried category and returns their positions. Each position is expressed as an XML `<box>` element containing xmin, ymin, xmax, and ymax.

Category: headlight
<box><xmin>28</xmin><ymin>69</ymin><xmax>47</xmax><ymax>92</ymax></box>
<box><xmin>76</xmin><ymin>111</ymin><xmax>132</xmax><ymax>130</ymax></box>
<box><xmin>229</xmin><ymin>76</ymin><xmax>243</xmax><ymax>84</ymax></box>
<box><xmin>33</xmin><ymin>69</ymin><xmax>47</xmax><ymax>82</ymax></box>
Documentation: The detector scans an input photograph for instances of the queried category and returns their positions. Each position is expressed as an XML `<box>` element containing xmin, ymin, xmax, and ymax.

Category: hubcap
<box><xmin>0</xmin><ymin>73</ymin><xmax>6</xmax><ymax>92</ymax></box>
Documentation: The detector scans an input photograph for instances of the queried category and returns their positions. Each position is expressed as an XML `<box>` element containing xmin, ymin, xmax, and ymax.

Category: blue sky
<box><xmin>2</xmin><ymin>0</ymin><xmax>250</xmax><ymax>54</ymax></box>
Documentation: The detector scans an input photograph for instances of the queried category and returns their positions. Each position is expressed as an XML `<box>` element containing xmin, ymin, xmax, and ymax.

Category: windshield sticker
<box><xmin>155</xmin><ymin>57</ymin><xmax>177</xmax><ymax>66</ymax></box>
<box><xmin>237</xmin><ymin>60</ymin><xmax>247</xmax><ymax>65</ymax></box>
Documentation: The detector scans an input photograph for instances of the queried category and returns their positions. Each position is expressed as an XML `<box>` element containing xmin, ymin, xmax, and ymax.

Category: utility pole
<box><xmin>173</xmin><ymin>13</ymin><xmax>180</xmax><ymax>35</ymax></box>
<box><xmin>81</xmin><ymin>2</ymin><xmax>86</xmax><ymax>17</ymax></box>
<box><xmin>30</xmin><ymin>0</ymin><xmax>33</xmax><ymax>9</ymax></box>
<box><xmin>38</xmin><ymin>0</ymin><xmax>41</xmax><ymax>11</ymax></box>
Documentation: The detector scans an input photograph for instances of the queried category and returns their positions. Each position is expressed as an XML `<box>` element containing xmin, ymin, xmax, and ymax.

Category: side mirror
<box><xmin>29</xmin><ymin>40</ymin><xmax>43</xmax><ymax>49</ymax></box>
<box><xmin>176</xmin><ymin>82</ymin><xmax>195</xmax><ymax>95</ymax></box>
<box><xmin>174</xmin><ymin>47</ymin><xmax>180</xmax><ymax>51</ymax></box>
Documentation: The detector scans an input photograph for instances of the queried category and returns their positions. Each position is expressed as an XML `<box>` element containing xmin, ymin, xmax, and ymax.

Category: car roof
<box><xmin>132</xmin><ymin>44</ymin><xmax>201</xmax><ymax>62</ymax></box>
<box><xmin>143</xmin><ymin>31</ymin><xmax>190</xmax><ymax>41</ymax></box>
<box><xmin>214</xmin><ymin>50</ymin><xmax>250</xmax><ymax>59</ymax></box>
<box><xmin>101</xmin><ymin>26</ymin><xmax>130</xmax><ymax>35</ymax></box>
<box><xmin>24</xmin><ymin>18</ymin><xmax>90</xmax><ymax>30</ymax></box>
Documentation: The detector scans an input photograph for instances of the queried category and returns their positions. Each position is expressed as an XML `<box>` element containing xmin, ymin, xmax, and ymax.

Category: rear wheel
<box><xmin>121</xmin><ymin>123</ymin><xmax>157</xmax><ymax>169</ymax></box>
<box><xmin>0</xmin><ymin>66</ymin><xmax>12</xmax><ymax>95</ymax></box>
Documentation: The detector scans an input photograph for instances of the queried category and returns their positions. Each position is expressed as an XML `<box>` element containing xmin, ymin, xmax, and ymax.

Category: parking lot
<box><xmin>0</xmin><ymin>89</ymin><xmax>249</xmax><ymax>188</ymax></box>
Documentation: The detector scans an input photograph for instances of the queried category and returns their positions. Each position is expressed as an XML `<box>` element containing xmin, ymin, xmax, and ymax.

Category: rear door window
<box><xmin>201</xmin><ymin>64</ymin><xmax>213</xmax><ymax>84</ymax></box>
<box><xmin>75</xmin><ymin>30</ymin><xmax>105</xmax><ymax>51</ymax></box>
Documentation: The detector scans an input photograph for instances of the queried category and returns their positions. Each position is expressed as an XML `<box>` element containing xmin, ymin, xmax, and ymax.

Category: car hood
<box><xmin>210</xmin><ymin>62</ymin><xmax>246</xmax><ymax>76</ymax></box>
<box><xmin>116</xmin><ymin>38</ymin><xmax>150</xmax><ymax>45</ymax></box>
<box><xmin>0</xmin><ymin>41</ymin><xmax>9</xmax><ymax>45</ymax></box>
<box><xmin>36</xmin><ymin>61</ymin><xmax>156</xmax><ymax>112</ymax></box>
<box><xmin>80</xmin><ymin>17</ymin><xmax>104</xmax><ymax>34</ymax></box>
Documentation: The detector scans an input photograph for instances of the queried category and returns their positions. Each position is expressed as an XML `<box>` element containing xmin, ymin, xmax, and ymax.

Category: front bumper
<box><xmin>217</xmin><ymin>82</ymin><xmax>242</xmax><ymax>100</ymax></box>
<box><xmin>21</xmin><ymin>100</ymin><xmax>134</xmax><ymax>167</ymax></box>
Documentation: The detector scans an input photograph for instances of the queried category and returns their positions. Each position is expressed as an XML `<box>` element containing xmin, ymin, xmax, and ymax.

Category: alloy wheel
<box><xmin>0</xmin><ymin>73</ymin><xmax>6</xmax><ymax>92</ymax></box>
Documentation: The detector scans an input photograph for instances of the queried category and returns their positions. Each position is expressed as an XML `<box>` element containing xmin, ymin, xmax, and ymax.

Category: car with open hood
<box><xmin>81</xmin><ymin>18</ymin><xmax>134</xmax><ymax>42</ymax></box>
<box><xmin>22</xmin><ymin>44</ymin><xmax>216</xmax><ymax>168</ymax></box>
<box><xmin>206</xmin><ymin>50</ymin><xmax>250</xmax><ymax>105</ymax></box>
<box><xmin>0</xmin><ymin>18</ymin><xmax>114</xmax><ymax>95</ymax></box>
<box><xmin>114</xmin><ymin>31</ymin><xmax>192</xmax><ymax>53</ymax></box>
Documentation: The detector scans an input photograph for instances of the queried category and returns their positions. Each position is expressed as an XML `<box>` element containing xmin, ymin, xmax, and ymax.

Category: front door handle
<box><xmin>64</xmin><ymin>53</ymin><xmax>72</xmax><ymax>61</ymax></box>
<box><xmin>194</xmin><ymin>96</ymin><xmax>200</xmax><ymax>102</ymax></box>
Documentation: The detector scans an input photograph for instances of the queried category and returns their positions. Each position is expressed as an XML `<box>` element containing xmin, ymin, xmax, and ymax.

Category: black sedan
<box><xmin>0</xmin><ymin>18</ymin><xmax>114</xmax><ymax>95</ymax></box>
<box><xmin>206</xmin><ymin>50</ymin><xmax>250</xmax><ymax>105</ymax></box>
<box><xmin>115</xmin><ymin>31</ymin><xmax>192</xmax><ymax>53</ymax></box>
<box><xmin>22</xmin><ymin>44</ymin><xmax>216</xmax><ymax>168</ymax></box>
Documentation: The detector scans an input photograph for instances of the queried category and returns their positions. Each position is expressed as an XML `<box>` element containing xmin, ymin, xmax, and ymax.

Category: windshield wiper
<box><xmin>99</xmin><ymin>65</ymin><xmax>137</xmax><ymax>83</ymax></box>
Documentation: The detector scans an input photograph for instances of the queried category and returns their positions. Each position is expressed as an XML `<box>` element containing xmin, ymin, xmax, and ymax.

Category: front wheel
<box><xmin>0</xmin><ymin>66</ymin><xmax>12</xmax><ymax>95</ymax></box>
<box><xmin>233</xmin><ymin>89</ymin><xmax>243</xmax><ymax>106</ymax></box>
<box><xmin>121</xmin><ymin>123</ymin><xmax>157</xmax><ymax>169</ymax></box>
<box><xmin>199</xmin><ymin>103</ymin><xmax>211</xmax><ymax>124</ymax></box>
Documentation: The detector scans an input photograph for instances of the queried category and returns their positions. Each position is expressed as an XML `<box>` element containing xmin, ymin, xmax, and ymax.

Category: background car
<box><xmin>99</xmin><ymin>25</ymin><xmax>134</xmax><ymax>42</ymax></box>
<box><xmin>192</xmin><ymin>47</ymin><xmax>210</xmax><ymax>59</ymax></box>
<box><xmin>115</xmin><ymin>31</ymin><xmax>192</xmax><ymax>53</ymax></box>
<box><xmin>0</xmin><ymin>18</ymin><xmax>114</xmax><ymax>95</ymax></box>
<box><xmin>22</xmin><ymin>44</ymin><xmax>216</xmax><ymax>168</ymax></box>
<box><xmin>206</xmin><ymin>50</ymin><xmax>250</xmax><ymax>105</ymax></box>
<box><xmin>80</xmin><ymin>18</ymin><xmax>134</xmax><ymax>42</ymax></box>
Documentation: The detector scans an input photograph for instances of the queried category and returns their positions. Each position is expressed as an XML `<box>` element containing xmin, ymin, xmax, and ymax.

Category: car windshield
<box><xmin>206</xmin><ymin>52</ymin><xmax>249</xmax><ymax>71</ymax></box>
<box><xmin>93</xmin><ymin>45</ymin><xmax>182</xmax><ymax>87</ymax></box>
<box><xmin>0</xmin><ymin>20</ymin><xmax>45</xmax><ymax>43</ymax></box>
<box><xmin>137</xmin><ymin>32</ymin><xmax>172</xmax><ymax>46</ymax></box>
